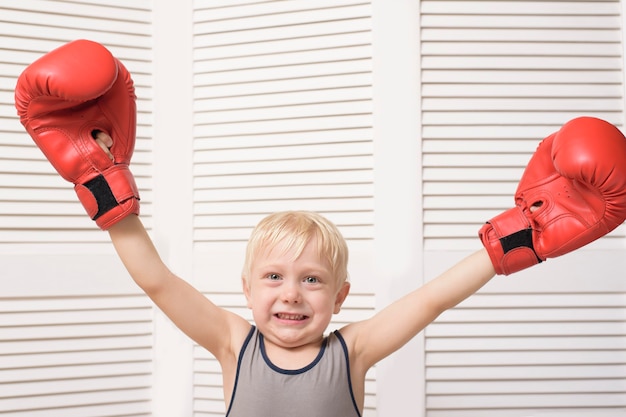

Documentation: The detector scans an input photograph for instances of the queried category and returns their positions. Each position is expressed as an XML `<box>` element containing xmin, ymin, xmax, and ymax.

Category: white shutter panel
<box><xmin>428</xmin><ymin>292</ymin><xmax>626</xmax><ymax>415</ymax></box>
<box><xmin>421</xmin><ymin>0</ymin><xmax>626</xmax><ymax>251</ymax></box>
<box><xmin>425</xmin><ymin>250</ymin><xmax>626</xmax><ymax>417</ymax></box>
<box><xmin>422</xmin><ymin>2</ymin><xmax>626</xmax><ymax>416</ymax></box>
<box><xmin>192</xmin><ymin>0</ymin><xmax>375</xmax><ymax>244</ymax></box>
<box><xmin>0</xmin><ymin>2</ymin><xmax>156</xmax><ymax>416</ymax></box>
<box><xmin>0</xmin><ymin>295</ymin><xmax>153</xmax><ymax>416</ymax></box>
<box><xmin>191</xmin><ymin>1</ymin><xmax>378</xmax><ymax>416</ymax></box>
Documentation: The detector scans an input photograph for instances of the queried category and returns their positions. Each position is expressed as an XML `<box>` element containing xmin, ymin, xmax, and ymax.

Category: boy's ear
<box><xmin>333</xmin><ymin>281</ymin><xmax>351</xmax><ymax>314</ymax></box>
<box><xmin>241</xmin><ymin>276</ymin><xmax>253</xmax><ymax>309</ymax></box>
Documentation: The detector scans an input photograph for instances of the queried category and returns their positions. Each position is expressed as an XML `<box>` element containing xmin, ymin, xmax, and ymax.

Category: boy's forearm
<box><xmin>425</xmin><ymin>248</ymin><xmax>496</xmax><ymax>312</ymax></box>
<box><xmin>108</xmin><ymin>215</ymin><xmax>170</xmax><ymax>293</ymax></box>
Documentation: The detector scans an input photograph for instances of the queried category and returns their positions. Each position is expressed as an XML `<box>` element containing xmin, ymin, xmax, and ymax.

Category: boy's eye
<box><xmin>267</xmin><ymin>273</ymin><xmax>280</xmax><ymax>280</ymax></box>
<box><xmin>304</xmin><ymin>276</ymin><xmax>318</xmax><ymax>284</ymax></box>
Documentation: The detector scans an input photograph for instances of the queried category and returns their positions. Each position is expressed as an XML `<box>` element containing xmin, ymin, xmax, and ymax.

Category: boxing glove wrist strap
<box><xmin>479</xmin><ymin>207</ymin><xmax>543</xmax><ymax>275</ymax></box>
<box><xmin>75</xmin><ymin>165</ymin><xmax>139</xmax><ymax>228</ymax></box>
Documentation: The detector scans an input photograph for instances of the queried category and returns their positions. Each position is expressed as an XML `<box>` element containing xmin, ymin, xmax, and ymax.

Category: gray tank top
<box><xmin>226</xmin><ymin>326</ymin><xmax>361</xmax><ymax>417</ymax></box>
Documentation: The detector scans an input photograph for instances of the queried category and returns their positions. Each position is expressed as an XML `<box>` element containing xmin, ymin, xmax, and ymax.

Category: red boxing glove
<box><xmin>480</xmin><ymin>116</ymin><xmax>626</xmax><ymax>275</ymax></box>
<box><xmin>14</xmin><ymin>39</ymin><xmax>139</xmax><ymax>230</ymax></box>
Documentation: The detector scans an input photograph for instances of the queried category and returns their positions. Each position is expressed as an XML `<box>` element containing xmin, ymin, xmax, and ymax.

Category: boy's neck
<box><xmin>261</xmin><ymin>332</ymin><xmax>326</xmax><ymax>370</ymax></box>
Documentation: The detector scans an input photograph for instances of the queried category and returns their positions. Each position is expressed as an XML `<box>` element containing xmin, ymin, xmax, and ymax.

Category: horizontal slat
<box><xmin>436</xmin><ymin>307</ymin><xmax>626</xmax><ymax>322</ymax></box>
<box><xmin>427</xmin><ymin>378</ymin><xmax>626</xmax><ymax>395</ymax></box>
<box><xmin>422</xmin><ymin>28</ymin><xmax>621</xmax><ymax>42</ymax></box>
<box><xmin>427</xmin><ymin>209</ymin><xmax>526</xmax><ymax>226</ymax></box>
<box><xmin>0</xmin><ymin>360</ymin><xmax>151</xmax><ymax>384</ymax></box>
<box><xmin>195</xmin><ymin>86</ymin><xmax>372</xmax><ymax>113</ymax></box>
<box><xmin>194</xmin><ymin>200</ymin><xmax>373</xmax><ymax>218</ymax></box>
<box><xmin>0</xmin><ymin>322</ymin><xmax>151</xmax><ymax>341</ymax></box>
<box><xmin>422</xmin><ymin>42</ymin><xmax>622</xmax><ymax>57</ymax></box>
<box><xmin>421</xmin><ymin>1</ymin><xmax>620</xmax><ymax>15</ymax></box>
<box><xmin>194</xmin><ymin>183</ymin><xmax>372</xmax><ymax>202</ymax></box>
<box><xmin>422</xmin><ymin>52</ymin><xmax>621</xmax><ymax>71</ymax></box>
<box><xmin>423</xmin><ymin>181</ymin><xmax>515</xmax><ymax>195</ymax></box>
<box><xmin>194</xmin><ymin>6</ymin><xmax>371</xmax><ymax>41</ymax></box>
<box><xmin>195</xmin><ymin>73</ymin><xmax>372</xmax><ymax>99</ymax></box>
<box><xmin>194</xmin><ymin>59</ymin><xmax>372</xmax><ymax>85</ymax></box>
<box><xmin>426</xmin><ymin>392</ymin><xmax>626</xmax><ymax>409</ymax></box>
<box><xmin>0</xmin><ymin>7</ymin><xmax>150</xmax><ymax>34</ymax></box>
<box><xmin>457</xmin><ymin>293</ymin><xmax>626</xmax><ymax>308</ymax></box>
<box><xmin>194</xmin><ymin>0</ymin><xmax>367</xmax><ymax>20</ymax></box>
<box><xmin>0</xmin><ymin>334</ymin><xmax>152</xmax><ymax>355</ymax></box>
<box><xmin>194</xmin><ymin>114</ymin><xmax>372</xmax><ymax>137</ymax></box>
<box><xmin>423</xmin><ymin>97</ymin><xmax>622</xmax><ymax>110</ymax></box>
<box><xmin>194</xmin><ymin>213</ymin><xmax>373</xmax><ymax>233</ymax></box>
<box><xmin>195</xmin><ymin>100</ymin><xmax>373</xmax><ymax>125</ymax></box>
<box><xmin>426</xmin><ymin>336</ymin><xmax>626</xmax><ymax>351</ymax></box>
<box><xmin>423</xmin><ymin>83</ymin><xmax>622</xmax><ymax>99</ymax></box>
<box><xmin>422</xmin><ymin>115</ymin><xmax>623</xmax><ymax>133</ymax></box>
<box><xmin>196</xmin><ymin>44</ymin><xmax>372</xmax><ymax>74</ymax></box>
<box><xmin>194</xmin><ymin>155</ymin><xmax>373</xmax><ymax>176</ymax></box>
<box><xmin>426</xmin><ymin>363</ymin><xmax>626</xmax><ymax>380</ymax></box>
<box><xmin>194</xmin><ymin>169</ymin><xmax>373</xmax><ymax>189</ymax></box>
<box><xmin>424</xmin><ymin>196</ymin><xmax>515</xmax><ymax>209</ymax></box>
<box><xmin>424</xmin><ymin>153</ymin><xmax>530</xmax><ymax>167</ymax></box>
<box><xmin>423</xmin><ymin>167</ymin><xmax>524</xmax><ymax>181</ymax></box>
<box><xmin>425</xmin><ymin>107</ymin><xmax>622</xmax><ymax>128</ymax></box>
<box><xmin>425</xmin><ymin>408</ymin><xmax>626</xmax><ymax>417</ymax></box>
<box><xmin>426</xmin><ymin>321</ymin><xmax>624</xmax><ymax>340</ymax></box>
<box><xmin>194</xmin><ymin>127</ymin><xmax>372</xmax><ymax>149</ymax></box>
<box><xmin>196</xmin><ymin>31</ymin><xmax>370</xmax><ymax>61</ymax></box>
<box><xmin>423</xmin><ymin>139</ymin><xmax>542</xmax><ymax>153</ymax></box>
<box><xmin>0</xmin><ymin>308</ymin><xmax>152</xmax><ymax>327</ymax></box>
<box><xmin>0</xmin><ymin>351</ymin><xmax>150</xmax><ymax>373</ymax></box>
<box><xmin>195</xmin><ymin>2</ymin><xmax>370</xmax><ymax>31</ymax></box>
<box><xmin>0</xmin><ymin>295</ymin><xmax>149</xmax><ymax>312</ymax></box>
<box><xmin>193</xmin><ymin>386</ymin><xmax>223</xmax><ymax>402</ymax></box>
<box><xmin>423</xmin><ymin>14</ymin><xmax>620</xmax><ymax>29</ymax></box>
<box><xmin>422</xmin><ymin>69</ymin><xmax>624</xmax><ymax>84</ymax></box>
<box><xmin>7</xmin><ymin>0</ymin><xmax>151</xmax><ymax>19</ymax></box>
<box><xmin>0</xmin><ymin>388</ymin><xmax>151</xmax><ymax>413</ymax></box>
<box><xmin>0</xmin><ymin>375</ymin><xmax>150</xmax><ymax>398</ymax></box>
<box><xmin>0</xmin><ymin>402</ymin><xmax>150</xmax><ymax>417</ymax></box>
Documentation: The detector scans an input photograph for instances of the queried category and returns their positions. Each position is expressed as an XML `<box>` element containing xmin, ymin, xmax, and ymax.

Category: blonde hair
<box><xmin>242</xmin><ymin>211</ymin><xmax>349</xmax><ymax>286</ymax></box>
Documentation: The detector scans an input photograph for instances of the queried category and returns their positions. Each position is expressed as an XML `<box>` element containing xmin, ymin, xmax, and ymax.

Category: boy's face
<box><xmin>243</xmin><ymin>235</ymin><xmax>350</xmax><ymax>350</ymax></box>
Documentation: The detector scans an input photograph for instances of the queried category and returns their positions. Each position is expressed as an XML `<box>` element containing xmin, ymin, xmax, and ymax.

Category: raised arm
<box><xmin>346</xmin><ymin>249</ymin><xmax>495</xmax><ymax>368</ymax></box>
<box><xmin>14</xmin><ymin>40</ymin><xmax>250</xmax><ymax>361</ymax></box>
<box><xmin>107</xmin><ymin>215</ymin><xmax>249</xmax><ymax>358</ymax></box>
<box><xmin>347</xmin><ymin>116</ymin><xmax>626</xmax><ymax>370</ymax></box>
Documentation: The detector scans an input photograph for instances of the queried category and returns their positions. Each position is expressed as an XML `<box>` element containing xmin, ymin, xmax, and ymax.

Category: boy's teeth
<box><xmin>277</xmin><ymin>313</ymin><xmax>305</xmax><ymax>320</ymax></box>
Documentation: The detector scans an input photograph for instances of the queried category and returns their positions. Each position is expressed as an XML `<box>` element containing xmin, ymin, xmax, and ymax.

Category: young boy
<box><xmin>107</xmin><ymin>207</ymin><xmax>495</xmax><ymax>416</ymax></box>
<box><xmin>16</xmin><ymin>39</ymin><xmax>626</xmax><ymax>417</ymax></box>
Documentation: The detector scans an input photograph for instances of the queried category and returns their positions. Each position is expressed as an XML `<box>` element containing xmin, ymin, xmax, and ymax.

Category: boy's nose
<box><xmin>280</xmin><ymin>281</ymin><xmax>302</xmax><ymax>304</ymax></box>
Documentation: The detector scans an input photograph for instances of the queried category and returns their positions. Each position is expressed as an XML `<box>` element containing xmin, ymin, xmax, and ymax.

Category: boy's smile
<box><xmin>275</xmin><ymin>313</ymin><xmax>308</xmax><ymax>322</ymax></box>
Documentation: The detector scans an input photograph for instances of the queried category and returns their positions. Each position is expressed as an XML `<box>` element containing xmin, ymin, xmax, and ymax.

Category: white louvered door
<box><xmin>0</xmin><ymin>295</ymin><xmax>153</xmax><ymax>416</ymax></box>
<box><xmin>1</xmin><ymin>1</ymin><xmax>626</xmax><ymax>416</ymax></box>
<box><xmin>421</xmin><ymin>1</ymin><xmax>626</xmax><ymax>416</ymax></box>
<box><xmin>190</xmin><ymin>1</ymin><xmax>379</xmax><ymax>416</ymax></box>
<box><xmin>0</xmin><ymin>1</ymin><xmax>155</xmax><ymax>416</ymax></box>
